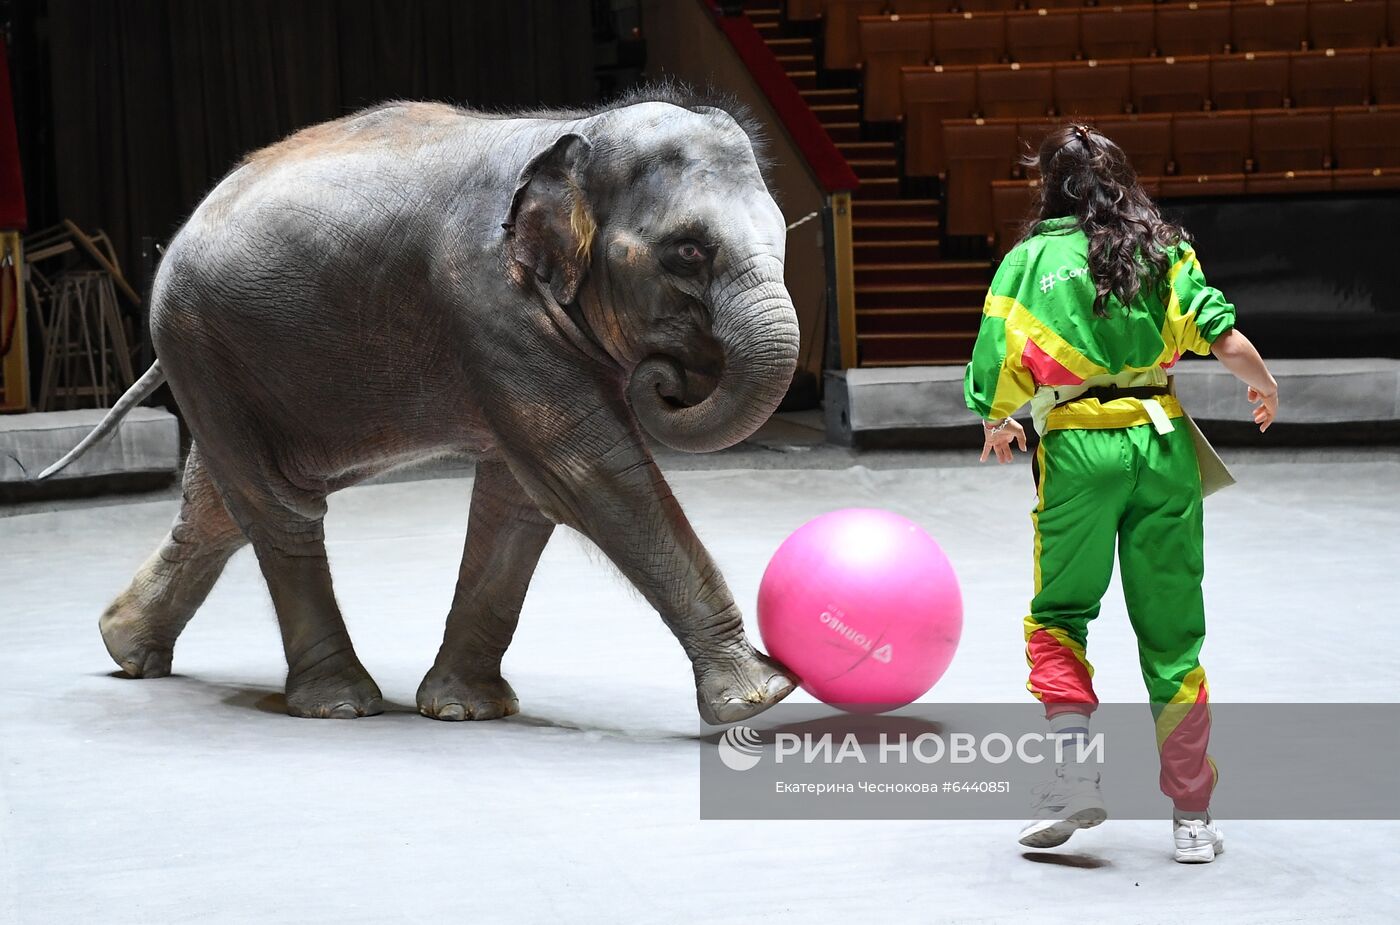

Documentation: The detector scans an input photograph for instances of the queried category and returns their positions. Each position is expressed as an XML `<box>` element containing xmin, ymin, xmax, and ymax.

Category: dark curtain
<box><xmin>44</xmin><ymin>0</ymin><xmax>596</xmax><ymax>287</ymax></box>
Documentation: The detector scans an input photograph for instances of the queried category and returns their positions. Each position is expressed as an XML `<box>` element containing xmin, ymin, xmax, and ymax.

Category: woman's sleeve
<box><xmin>964</xmin><ymin>253</ymin><xmax>1037</xmax><ymax>420</ymax></box>
<box><xmin>1167</xmin><ymin>244</ymin><xmax>1237</xmax><ymax>356</ymax></box>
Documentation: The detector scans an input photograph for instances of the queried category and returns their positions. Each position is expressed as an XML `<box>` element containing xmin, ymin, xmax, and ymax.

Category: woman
<box><xmin>964</xmin><ymin>124</ymin><xmax>1278</xmax><ymax>863</ymax></box>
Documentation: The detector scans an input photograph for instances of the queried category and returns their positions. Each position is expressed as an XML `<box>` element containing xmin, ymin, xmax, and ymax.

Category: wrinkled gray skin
<box><xmin>95</xmin><ymin>95</ymin><xmax>801</xmax><ymax>724</ymax></box>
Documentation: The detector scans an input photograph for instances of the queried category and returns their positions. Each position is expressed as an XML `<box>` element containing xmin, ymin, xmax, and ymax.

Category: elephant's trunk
<box><xmin>628</xmin><ymin>262</ymin><xmax>800</xmax><ymax>453</ymax></box>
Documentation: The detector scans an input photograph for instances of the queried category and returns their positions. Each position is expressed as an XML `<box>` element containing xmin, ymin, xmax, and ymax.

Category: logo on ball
<box><xmin>717</xmin><ymin>725</ymin><xmax>763</xmax><ymax>771</ymax></box>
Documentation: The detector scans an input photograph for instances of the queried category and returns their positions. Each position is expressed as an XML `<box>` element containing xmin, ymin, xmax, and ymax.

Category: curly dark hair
<box><xmin>1023</xmin><ymin>124</ymin><xmax>1187</xmax><ymax>317</ymax></box>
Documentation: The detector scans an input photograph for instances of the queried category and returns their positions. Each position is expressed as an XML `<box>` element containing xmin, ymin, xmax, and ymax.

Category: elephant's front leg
<box><xmin>505</xmin><ymin>421</ymin><xmax>796</xmax><ymax>725</ymax></box>
<box><xmin>418</xmin><ymin>460</ymin><xmax>555</xmax><ymax>721</ymax></box>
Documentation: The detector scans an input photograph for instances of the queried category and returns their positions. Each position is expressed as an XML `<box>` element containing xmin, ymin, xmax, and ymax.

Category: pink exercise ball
<box><xmin>757</xmin><ymin>508</ymin><xmax>963</xmax><ymax>712</ymax></box>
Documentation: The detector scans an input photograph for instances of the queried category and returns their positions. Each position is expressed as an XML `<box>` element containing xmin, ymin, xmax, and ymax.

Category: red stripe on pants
<box><xmin>1159</xmin><ymin>685</ymin><xmax>1215</xmax><ymax>813</ymax></box>
<box><xmin>1026</xmin><ymin>629</ymin><xmax>1098</xmax><ymax>716</ymax></box>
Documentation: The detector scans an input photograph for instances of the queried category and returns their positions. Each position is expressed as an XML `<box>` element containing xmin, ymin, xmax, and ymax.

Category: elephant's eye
<box><xmin>662</xmin><ymin>239</ymin><xmax>712</xmax><ymax>277</ymax></box>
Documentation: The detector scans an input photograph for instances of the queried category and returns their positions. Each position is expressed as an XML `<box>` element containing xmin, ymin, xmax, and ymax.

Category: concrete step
<box><xmin>1</xmin><ymin>407</ymin><xmax>180</xmax><ymax>498</ymax></box>
<box><xmin>825</xmin><ymin>358</ymin><xmax>1400</xmax><ymax>447</ymax></box>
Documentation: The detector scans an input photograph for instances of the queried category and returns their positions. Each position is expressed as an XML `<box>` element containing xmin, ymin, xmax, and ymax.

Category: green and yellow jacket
<box><xmin>964</xmin><ymin>216</ymin><xmax>1237</xmax><ymax>434</ymax></box>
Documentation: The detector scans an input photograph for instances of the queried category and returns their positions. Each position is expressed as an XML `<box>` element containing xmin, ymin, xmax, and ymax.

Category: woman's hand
<box><xmin>980</xmin><ymin>417</ymin><xmax>1028</xmax><ymax>463</ymax></box>
<box><xmin>1247</xmin><ymin>385</ymin><xmax>1278</xmax><ymax>433</ymax></box>
<box><xmin>1211</xmin><ymin>330</ymin><xmax>1278</xmax><ymax>433</ymax></box>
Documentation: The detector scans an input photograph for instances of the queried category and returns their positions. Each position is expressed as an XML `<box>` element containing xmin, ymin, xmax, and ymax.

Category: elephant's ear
<box><xmin>503</xmin><ymin>133</ymin><xmax>595</xmax><ymax>305</ymax></box>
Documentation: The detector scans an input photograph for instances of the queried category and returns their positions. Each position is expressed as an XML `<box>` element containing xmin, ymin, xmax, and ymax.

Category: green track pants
<box><xmin>1024</xmin><ymin>423</ymin><xmax>1216</xmax><ymax>812</ymax></box>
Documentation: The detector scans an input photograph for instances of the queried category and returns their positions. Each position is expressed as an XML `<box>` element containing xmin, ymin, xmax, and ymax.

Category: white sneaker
<box><xmin>1173</xmin><ymin>814</ymin><xmax>1225</xmax><ymax>863</ymax></box>
<box><xmin>1018</xmin><ymin>769</ymin><xmax>1108</xmax><ymax>849</ymax></box>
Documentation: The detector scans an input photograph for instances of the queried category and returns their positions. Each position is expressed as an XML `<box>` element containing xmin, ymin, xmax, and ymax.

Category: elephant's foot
<box><xmin>694</xmin><ymin>647</ymin><xmax>798</xmax><ymax>726</ymax></box>
<box><xmin>99</xmin><ymin>595</ymin><xmax>176</xmax><ymax>679</ymax></box>
<box><xmin>416</xmin><ymin>668</ymin><xmax>519</xmax><ymax>721</ymax></box>
<box><xmin>285</xmin><ymin>658</ymin><xmax>384</xmax><ymax>719</ymax></box>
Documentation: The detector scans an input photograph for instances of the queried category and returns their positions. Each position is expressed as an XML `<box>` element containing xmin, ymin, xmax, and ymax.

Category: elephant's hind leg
<box><xmin>100</xmin><ymin>443</ymin><xmax>248</xmax><ymax>678</ymax></box>
<box><xmin>418</xmin><ymin>460</ymin><xmax>555</xmax><ymax>721</ymax></box>
<box><xmin>217</xmin><ymin>478</ymin><xmax>384</xmax><ymax>719</ymax></box>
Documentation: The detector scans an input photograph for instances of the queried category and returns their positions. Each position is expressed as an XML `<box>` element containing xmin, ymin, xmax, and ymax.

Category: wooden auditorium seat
<box><xmin>825</xmin><ymin>0</ymin><xmax>888</xmax><ymax>70</ymax></box>
<box><xmin>1251</xmin><ymin>108</ymin><xmax>1334</xmax><ymax>172</ymax></box>
<box><xmin>1229</xmin><ymin>0</ymin><xmax>1309</xmax><ymax>53</ymax></box>
<box><xmin>1333</xmin><ymin>167</ymin><xmax>1400</xmax><ymax>188</ymax></box>
<box><xmin>1244</xmin><ymin>170</ymin><xmax>1334</xmax><ymax>193</ymax></box>
<box><xmin>939</xmin><ymin>106</ymin><xmax>1398</xmax><ymax>241</ymax></box>
<box><xmin>1372</xmin><ymin>48</ymin><xmax>1400</xmax><ymax>104</ymax></box>
<box><xmin>1157</xmin><ymin>173</ymin><xmax>1249</xmax><ymax>196</ymax></box>
<box><xmin>1079</xmin><ymin>7</ymin><xmax>1155</xmax><ymax>61</ymax></box>
<box><xmin>1308</xmin><ymin>0</ymin><xmax>1387</xmax><ymax>50</ymax></box>
<box><xmin>1132</xmin><ymin>56</ymin><xmax>1212</xmax><ymax>113</ymax></box>
<box><xmin>859</xmin><ymin>16</ymin><xmax>935</xmax><ymax>122</ymax></box>
<box><xmin>1172</xmin><ymin>111</ymin><xmax>1253</xmax><ymax>174</ymax></box>
<box><xmin>888</xmin><ymin>0</ymin><xmax>957</xmax><ymax>12</ymax></box>
<box><xmin>932</xmin><ymin>11</ymin><xmax>1007</xmax><ymax>65</ymax></box>
<box><xmin>1210</xmin><ymin>52</ymin><xmax>1291</xmax><ymax>110</ymax></box>
<box><xmin>991</xmin><ymin>179</ymin><xmax>1038</xmax><ymax>256</ymax></box>
<box><xmin>786</xmin><ymin>0</ymin><xmax>827</xmax><ymax>21</ymax></box>
<box><xmin>1332</xmin><ymin>105</ymin><xmax>1400</xmax><ymax>168</ymax></box>
<box><xmin>1014</xmin><ymin>117</ymin><xmax>1063</xmax><ymax>164</ymax></box>
<box><xmin>1290</xmin><ymin>49</ymin><xmax>1373</xmax><ymax>107</ymax></box>
<box><xmin>1154</xmin><ymin>2</ymin><xmax>1233</xmax><ymax>57</ymax></box>
<box><xmin>977</xmin><ymin>63</ymin><xmax>1056</xmax><ymax>118</ymax></box>
<box><xmin>943</xmin><ymin>119</ymin><xmax>1019</xmax><ymax>237</ymax></box>
<box><xmin>890</xmin><ymin>0</ymin><xmax>968</xmax><ymax>12</ymax></box>
<box><xmin>902</xmin><ymin>66</ymin><xmax>979</xmax><ymax>176</ymax></box>
<box><xmin>1054</xmin><ymin>60</ymin><xmax>1133</xmax><ymax>116</ymax></box>
<box><xmin>1004</xmin><ymin>8</ymin><xmax>1080</xmax><ymax>63</ymax></box>
<box><xmin>1092</xmin><ymin>113</ymin><xmax>1175</xmax><ymax>177</ymax></box>
<box><xmin>935</xmin><ymin>0</ymin><xmax>1021</xmax><ymax>11</ymax></box>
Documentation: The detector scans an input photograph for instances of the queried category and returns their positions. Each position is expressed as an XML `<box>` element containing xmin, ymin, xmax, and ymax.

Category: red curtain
<box><xmin>0</xmin><ymin>37</ymin><xmax>27</xmax><ymax>230</ymax></box>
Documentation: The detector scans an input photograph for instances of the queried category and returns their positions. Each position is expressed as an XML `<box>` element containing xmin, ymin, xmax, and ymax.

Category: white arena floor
<box><xmin>2</xmin><ymin>438</ymin><xmax>1398</xmax><ymax>923</ymax></box>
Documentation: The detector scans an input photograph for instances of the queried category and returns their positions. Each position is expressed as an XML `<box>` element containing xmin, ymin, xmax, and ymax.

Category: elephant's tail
<box><xmin>38</xmin><ymin>360</ymin><xmax>167</xmax><ymax>480</ymax></box>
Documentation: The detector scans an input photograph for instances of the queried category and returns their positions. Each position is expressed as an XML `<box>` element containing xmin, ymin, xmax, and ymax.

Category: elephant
<box><xmin>43</xmin><ymin>87</ymin><xmax>802</xmax><ymax>725</ymax></box>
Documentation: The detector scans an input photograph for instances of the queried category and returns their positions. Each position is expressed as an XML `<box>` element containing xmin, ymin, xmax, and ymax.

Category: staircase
<box><xmin>745</xmin><ymin>2</ymin><xmax>991</xmax><ymax>367</ymax></box>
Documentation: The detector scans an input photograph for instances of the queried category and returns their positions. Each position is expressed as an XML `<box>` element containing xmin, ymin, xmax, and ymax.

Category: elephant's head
<box><xmin>503</xmin><ymin>99</ymin><xmax>800</xmax><ymax>453</ymax></box>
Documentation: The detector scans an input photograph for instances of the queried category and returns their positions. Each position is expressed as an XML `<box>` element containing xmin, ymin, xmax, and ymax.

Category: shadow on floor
<box><xmin>1020</xmin><ymin>851</ymin><xmax>1112</xmax><ymax>869</ymax></box>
